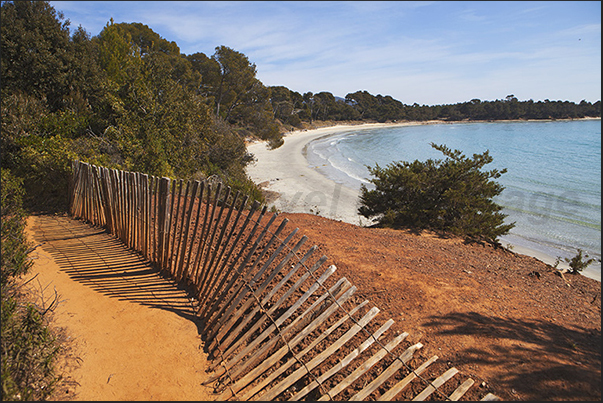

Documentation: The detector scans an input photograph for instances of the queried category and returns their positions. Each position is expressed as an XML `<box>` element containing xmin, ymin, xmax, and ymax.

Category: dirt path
<box><xmin>24</xmin><ymin>214</ymin><xmax>216</xmax><ymax>401</ymax></box>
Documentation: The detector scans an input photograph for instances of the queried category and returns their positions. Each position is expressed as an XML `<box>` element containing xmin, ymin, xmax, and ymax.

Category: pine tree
<box><xmin>358</xmin><ymin>143</ymin><xmax>515</xmax><ymax>244</ymax></box>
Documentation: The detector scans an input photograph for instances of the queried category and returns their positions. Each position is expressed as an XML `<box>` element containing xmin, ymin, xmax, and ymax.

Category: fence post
<box><xmin>157</xmin><ymin>177</ymin><xmax>171</xmax><ymax>271</ymax></box>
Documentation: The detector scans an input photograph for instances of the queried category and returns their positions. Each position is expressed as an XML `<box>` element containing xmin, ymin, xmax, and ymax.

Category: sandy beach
<box><xmin>246</xmin><ymin>122</ymin><xmax>601</xmax><ymax>282</ymax></box>
<box><xmin>246</xmin><ymin>122</ymin><xmax>433</xmax><ymax>224</ymax></box>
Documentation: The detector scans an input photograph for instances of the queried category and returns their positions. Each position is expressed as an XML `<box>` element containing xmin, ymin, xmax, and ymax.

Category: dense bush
<box><xmin>1</xmin><ymin>170</ymin><xmax>62</xmax><ymax>401</ymax></box>
<box><xmin>1</xmin><ymin>170</ymin><xmax>32</xmax><ymax>285</ymax></box>
<box><xmin>358</xmin><ymin>143</ymin><xmax>515</xmax><ymax>244</ymax></box>
<box><xmin>1</xmin><ymin>1</ymin><xmax>272</xmax><ymax>213</ymax></box>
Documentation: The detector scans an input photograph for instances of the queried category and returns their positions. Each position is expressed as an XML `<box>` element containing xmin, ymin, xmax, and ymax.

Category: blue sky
<box><xmin>49</xmin><ymin>1</ymin><xmax>601</xmax><ymax>106</ymax></box>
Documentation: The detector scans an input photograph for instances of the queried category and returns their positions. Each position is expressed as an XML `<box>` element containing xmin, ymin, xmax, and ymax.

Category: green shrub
<box><xmin>359</xmin><ymin>143</ymin><xmax>515</xmax><ymax>244</ymax></box>
<box><xmin>1</xmin><ymin>169</ymin><xmax>63</xmax><ymax>400</ymax></box>
<box><xmin>1</xmin><ymin>170</ymin><xmax>32</xmax><ymax>286</ymax></box>
<box><xmin>1</xmin><ymin>298</ymin><xmax>62</xmax><ymax>401</ymax></box>
<box><xmin>565</xmin><ymin>249</ymin><xmax>596</xmax><ymax>274</ymax></box>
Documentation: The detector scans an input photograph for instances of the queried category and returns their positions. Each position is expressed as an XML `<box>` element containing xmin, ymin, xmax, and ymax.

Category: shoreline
<box><xmin>245</xmin><ymin>119</ymin><xmax>601</xmax><ymax>282</ymax></box>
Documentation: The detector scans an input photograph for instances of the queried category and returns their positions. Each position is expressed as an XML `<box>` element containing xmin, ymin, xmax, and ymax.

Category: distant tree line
<box><xmin>270</xmin><ymin>90</ymin><xmax>601</xmax><ymax>125</ymax></box>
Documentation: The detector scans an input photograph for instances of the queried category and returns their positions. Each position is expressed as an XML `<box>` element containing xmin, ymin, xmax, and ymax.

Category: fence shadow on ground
<box><xmin>31</xmin><ymin>214</ymin><xmax>204</xmax><ymax>332</ymax></box>
<box><xmin>64</xmin><ymin>160</ymin><xmax>502</xmax><ymax>401</ymax></box>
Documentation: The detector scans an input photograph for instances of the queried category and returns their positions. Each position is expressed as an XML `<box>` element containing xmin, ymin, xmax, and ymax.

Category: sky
<box><xmin>49</xmin><ymin>1</ymin><xmax>601</xmax><ymax>106</ymax></box>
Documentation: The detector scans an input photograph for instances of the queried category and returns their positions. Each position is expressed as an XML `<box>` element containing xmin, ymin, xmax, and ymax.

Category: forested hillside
<box><xmin>1</xmin><ymin>1</ymin><xmax>601</xmax><ymax>212</ymax></box>
<box><xmin>272</xmin><ymin>91</ymin><xmax>600</xmax><ymax>125</ymax></box>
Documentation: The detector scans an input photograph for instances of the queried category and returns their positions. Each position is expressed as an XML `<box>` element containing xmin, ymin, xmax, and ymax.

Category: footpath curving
<box><xmin>25</xmin><ymin>214</ymin><xmax>215</xmax><ymax>401</ymax></box>
<box><xmin>33</xmin><ymin>160</ymin><xmax>500</xmax><ymax>401</ymax></box>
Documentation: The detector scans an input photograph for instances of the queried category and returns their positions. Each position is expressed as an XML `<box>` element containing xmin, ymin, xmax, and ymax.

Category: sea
<box><xmin>305</xmin><ymin>119</ymin><xmax>601</xmax><ymax>282</ymax></box>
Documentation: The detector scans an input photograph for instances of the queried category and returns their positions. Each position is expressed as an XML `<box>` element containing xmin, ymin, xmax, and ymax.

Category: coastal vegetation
<box><xmin>557</xmin><ymin>249</ymin><xmax>597</xmax><ymax>275</ymax></box>
<box><xmin>273</xmin><ymin>91</ymin><xmax>601</xmax><ymax>126</ymax></box>
<box><xmin>358</xmin><ymin>143</ymin><xmax>515</xmax><ymax>244</ymax></box>
<box><xmin>1</xmin><ymin>170</ymin><xmax>62</xmax><ymax>400</ymax></box>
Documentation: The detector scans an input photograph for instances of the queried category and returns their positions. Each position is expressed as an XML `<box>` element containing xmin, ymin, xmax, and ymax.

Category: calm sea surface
<box><xmin>306</xmin><ymin>120</ymin><xmax>601</xmax><ymax>280</ymax></box>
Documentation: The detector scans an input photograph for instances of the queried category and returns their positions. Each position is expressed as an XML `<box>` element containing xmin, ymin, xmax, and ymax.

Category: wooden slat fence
<box><xmin>69</xmin><ymin>160</ymin><xmax>499</xmax><ymax>401</ymax></box>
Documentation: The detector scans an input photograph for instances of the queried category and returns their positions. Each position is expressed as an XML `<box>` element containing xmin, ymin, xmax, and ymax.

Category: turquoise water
<box><xmin>306</xmin><ymin>120</ymin><xmax>601</xmax><ymax>280</ymax></box>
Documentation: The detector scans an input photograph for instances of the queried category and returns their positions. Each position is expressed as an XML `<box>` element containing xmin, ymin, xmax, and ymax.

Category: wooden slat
<box><xmin>167</xmin><ymin>179</ymin><xmax>183</xmax><ymax>274</ymax></box>
<box><xmin>377</xmin><ymin>355</ymin><xmax>438</xmax><ymax>401</ymax></box>
<box><xmin>218</xmin><ymin>279</ymin><xmax>358</xmax><ymax>400</ymax></box>
<box><xmin>126</xmin><ymin>171</ymin><xmax>132</xmax><ymax>247</ymax></box>
<box><xmin>290</xmin><ymin>318</ymin><xmax>395</xmax><ymax>401</ymax></box>
<box><xmin>99</xmin><ymin>167</ymin><xmax>112</xmax><ymax>234</ymax></box>
<box><xmin>134</xmin><ymin>172</ymin><xmax>140</xmax><ymax>250</ymax></box>
<box><xmin>180</xmin><ymin>181</ymin><xmax>205</xmax><ymax>281</ymax></box>
<box><xmin>90</xmin><ymin>166</ymin><xmax>100</xmax><ymax>225</ymax></box>
<box><xmin>156</xmin><ymin>177</ymin><xmax>170</xmax><ymax>270</ymax></box>
<box><xmin>142</xmin><ymin>174</ymin><xmax>150</xmax><ymax>260</ymax></box>
<box><xmin>150</xmin><ymin>175</ymin><xmax>158</xmax><ymax>263</ymax></box>
<box><xmin>107</xmin><ymin>169</ymin><xmax>117</xmax><ymax>237</ymax></box>
<box><xmin>131</xmin><ymin>172</ymin><xmax>136</xmax><ymax>246</ymax></box>
<box><xmin>75</xmin><ymin>161</ymin><xmax>83</xmax><ymax>219</ymax></box>
<box><xmin>317</xmin><ymin>334</ymin><xmax>411</xmax><ymax>401</ymax></box>
<box><xmin>412</xmin><ymin>367</ymin><xmax>459</xmax><ymax>401</ymax></box>
<box><xmin>68</xmin><ymin>160</ymin><xmax>76</xmax><ymax>214</ymax></box>
<box><xmin>163</xmin><ymin>178</ymin><xmax>176</xmax><ymax>272</ymax></box>
<box><xmin>137</xmin><ymin>173</ymin><xmax>144</xmax><ymax>257</ymax></box>
<box><xmin>449</xmin><ymin>378</ymin><xmax>475</xmax><ymax>401</ymax></box>
<box><xmin>121</xmin><ymin>170</ymin><xmax>128</xmax><ymax>243</ymax></box>
<box><xmin>173</xmin><ymin>180</ymin><xmax>190</xmax><ymax>275</ymax></box>
<box><xmin>82</xmin><ymin>162</ymin><xmax>89</xmax><ymax>219</ymax></box>
<box><xmin>115</xmin><ymin>169</ymin><xmax>122</xmax><ymax>241</ymax></box>
<box><xmin>122</xmin><ymin>170</ymin><xmax>128</xmax><ymax>243</ymax></box>
<box><xmin>135</xmin><ymin>171</ymin><xmax>140</xmax><ymax>249</ymax></box>
<box><xmin>131</xmin><ymin>171</ymin><xmax>136</xmax><ymax>248</ymax></box>
<box><xmin>152</xmin><ymin>176</ymin><xmax>160</xmax><ymax>265</ymax></box>
<box><xmin>258</xmin><ymin>306</ymin><xmax>381</xmax><ymax>401</ymax></box>
<box><xmin>80</xmin><ymin>162</ymin><xmax>87</xmax><ymax>220</ymax></box>
<box><xmin>175</xmin><ymin>180</ymin><xmax>197</xmax><ymax>280</ymax></box>
<box><xmin>73</xmin><ymin>161</ymin><xmax>83</xmax><ymax>217</ymax></box>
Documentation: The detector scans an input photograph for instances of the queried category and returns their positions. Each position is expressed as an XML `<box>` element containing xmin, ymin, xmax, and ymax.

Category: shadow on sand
<box><xmin>30</xmin><ymin>214</ymin><xmax>205</xmax><ymax>334</ymax></box>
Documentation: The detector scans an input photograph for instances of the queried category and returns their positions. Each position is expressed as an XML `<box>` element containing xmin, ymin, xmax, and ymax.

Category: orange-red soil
<box><xmin>24</xmin><ymin>212</ymin><xmax>600</xmax><ymax>401</ymax></box>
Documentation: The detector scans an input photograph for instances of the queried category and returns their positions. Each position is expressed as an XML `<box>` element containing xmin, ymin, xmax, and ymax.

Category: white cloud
<box><xmin>49</xmin><ymin>0</ymin><xmax>602</xmax><ymax>105</ymax></box>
